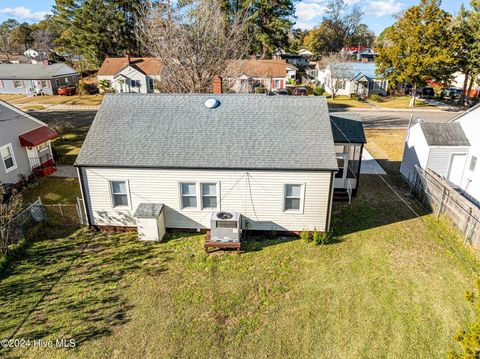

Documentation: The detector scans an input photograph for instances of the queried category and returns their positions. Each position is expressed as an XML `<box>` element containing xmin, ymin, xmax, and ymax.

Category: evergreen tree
<box><xmin>376</xmin><ymin>0</ymin><xmax>458</xmax><ymax>107</ymax></box>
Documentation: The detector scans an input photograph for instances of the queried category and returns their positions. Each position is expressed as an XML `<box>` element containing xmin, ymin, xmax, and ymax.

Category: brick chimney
<box><xmin>212</xmin><ymin>76</ymin><xmax>222</xmax><ymax>94</ymax></box>
<box><xmin>126</xmin><ymin>52</ymin><xmax>131</xmax><ymax>65</ymax></box>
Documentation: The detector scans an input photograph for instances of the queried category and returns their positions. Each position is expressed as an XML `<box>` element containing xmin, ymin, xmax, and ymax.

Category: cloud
<box><xmin>363</xmin><ymin>0</ymin><xmax>402</xmax><ymax>17</ymax></box>
<box><xmin>0</xmin><ymin>6</ymin><xmax>48</xmax><ymax>22</ymax></box>
<box><xmin>295</xmin><ymin>2</ymin><xmax>327</xmax><ymax>29</ymax></box>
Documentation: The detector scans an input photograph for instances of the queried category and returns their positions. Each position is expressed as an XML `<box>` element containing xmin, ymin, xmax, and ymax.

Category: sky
<box><xmin>0</xmin><ymin>0</ymin><xmax>470</xmax><ymax>35</ymax></box>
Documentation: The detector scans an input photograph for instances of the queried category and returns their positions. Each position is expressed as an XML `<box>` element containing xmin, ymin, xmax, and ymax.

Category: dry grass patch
<box><xmin>365</xmin><ymin>129</ymin><xmax>407</xmax><ymax>174</ymax></box>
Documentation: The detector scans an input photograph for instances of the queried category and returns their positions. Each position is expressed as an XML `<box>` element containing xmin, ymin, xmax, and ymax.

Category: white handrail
<box><xmin>347</xmin><ymin>180</ymin><xmax>353</xmax><ymax>204</ymax></box>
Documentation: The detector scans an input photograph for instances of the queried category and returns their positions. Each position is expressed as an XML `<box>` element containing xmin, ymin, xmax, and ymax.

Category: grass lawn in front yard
<box><xmin>327</xmin><ymin>96</ymin><xmax>370</xmax><ymax>109</ymax></box>
<box><xmin>51</xmin><ymin>125</ymin><xmax>90</xmax><ymax>165</ymax></box>
<box><xmin>0</xmin><ymin>174</ymin><xmax>478</xmax><ymax>358</ymax></box>
<box><xmin>364</xmin><ymin>128</ymin><xmax>407</xmax><ymax>174</ymax></box>
<box><xmin>0</xmin><ymin>94</ymin><xmax>104</xmax><ymax>107</ymax></box>
<box><xmin>373</xmin><ymin>96</ymin><xmax>434</xmax><ymax>109</ymax></box>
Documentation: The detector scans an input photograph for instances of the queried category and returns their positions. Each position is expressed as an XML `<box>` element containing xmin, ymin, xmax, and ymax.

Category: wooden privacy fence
<box><xmin>411</xmin><ymin>166</ymin><xmax>480</xmax><ymax>247</ymax></box>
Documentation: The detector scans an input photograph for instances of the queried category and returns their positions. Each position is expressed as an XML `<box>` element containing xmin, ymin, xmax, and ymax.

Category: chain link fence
<box><xmin>410</xmin><ymin>166</ymin><xmax>480</xmax><ymax>247</ymax></box>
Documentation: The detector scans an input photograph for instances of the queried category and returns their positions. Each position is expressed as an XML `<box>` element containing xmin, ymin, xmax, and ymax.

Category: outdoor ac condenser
<box><xmin>210</xmin><ymin>211</ymin><xmax>242</xmax><ymax>242</ymax></box>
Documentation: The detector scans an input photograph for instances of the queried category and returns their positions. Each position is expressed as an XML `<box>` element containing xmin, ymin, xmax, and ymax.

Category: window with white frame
<box><xmin>201</xmin><ymin>183</ymin><xmax>217</xmax><ymax>209</ymax></box>
<box><xmin>37</xmin><ymin>142</ymin><xmax>49</xmax><ymax>151</ymax></box>
<box><xmin>110</xmin><ymin>180</ymin><xmax>129</xmax><ymax>208</ymax></box>
<box><xmin>148</xmin><ymin>78</ymin><xmax>154</xmax><ymax>90</ymax></box>
<box><xmin>41</xmin><ymin>80</ymin><xmax>48</xmax><ymax>88</ymax></box>
<box><xmin>284</xmin><ymin>184</ymin><xmax>303</xmax><ymax>211</ymax></box>
<box><xmin>131</xmin><ymin>79</ymin><xmax>141</xmax><ymax>88</ymax></box>
<box><xmin>470</xmin><ymin>156</ymin><xmax>477</xmax><ymax>172</ymax></box>
<box><xmin>0</xmin><ymin>144</ymin><xmax>17</xmax><ymax>172</ymax></box>
<box><xmin>13</xmin><ymin>80</ymin><xmax>23</xmax><ymax>88</ymax></box>
<box><xmin>181</xmin><ymin>183</ymin><xmax>197</xmax><ymax>209</ymax></box>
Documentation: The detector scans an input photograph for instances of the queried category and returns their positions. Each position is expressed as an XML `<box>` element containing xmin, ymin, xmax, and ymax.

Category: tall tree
<box><xmin>9</xmin><ymin>23</ymin><xmax>34</xmax><ymax>52</ymax></box>
<box><xmin>0</xmin><ymin>19</ymin><xmax>19</xmax><ymax>60</ymax></box>
<box><xmin>376</xmin><ymin>0</ymin><xmax>458</xmax><ymax>107</ymax></box>
<box><xmin>221</xmin><ymin>0</ymin><xmax>296</xmax><ymax>57</ymax></box>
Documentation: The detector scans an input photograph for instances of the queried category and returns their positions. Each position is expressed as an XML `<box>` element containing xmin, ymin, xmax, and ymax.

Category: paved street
<box><xmin>29</xmin><ymin>107</ymin><xmax>462</xmax><ymax>130</ymax></box>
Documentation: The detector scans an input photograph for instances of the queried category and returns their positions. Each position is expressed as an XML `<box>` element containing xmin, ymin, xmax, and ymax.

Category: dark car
<box><xmin>58</xmin><ymin>86</ymin><xmax>77</xmax><ymax>96</ymax></box>
<box><xmin>441</xmin><ymin>88</ymin><xmax>462</xmax><ymax>99</ymax></box>
<box><xmin>275</xmin><ymin>89</ymin><xmax>289</xmax><ymax>96</ymax></box>
<box><xmin>293</xmin><ymin>87</ymin><xmax>308</xmax><ymax>96</ymax></box>
<box><xmin>418</xmin><ymin>87</ymin><xmax>435</xmax><ymax>99</ymax></box>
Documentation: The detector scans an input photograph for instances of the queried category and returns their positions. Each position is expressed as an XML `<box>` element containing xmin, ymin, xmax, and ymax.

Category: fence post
<box><xmin>58</xmin><ymin>204</ymin><xmax>64</xmax><ymax>217</ymax></box>
<box><xmin>463</xmin><ymin>207</ymin><xmax>473</xmax><ymax>239</ymax></box>
<box><xmin>436</xmin><ymin>187</ymin><xmax>446</xmax><ymax>218</ymax></box>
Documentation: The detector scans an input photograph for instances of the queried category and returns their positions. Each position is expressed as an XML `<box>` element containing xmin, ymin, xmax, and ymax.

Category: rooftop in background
<box><xmin>224</xmin><ymin>59</ymin><xmax>287</xmax><ymax>79</ymax></box>
<box><xmin>97</xmin><ymin>57</ymin><xmax>162</xmax><ymax>76</ymax></box>
<box><xmin>76</xmin><ymin>93</ymin><xmax>338</xmax><ymax>171</ymax></box>
<box><xmin>0</xmin><ymin>63</ymin><xmax>78</xmax><ymax>79</ymax></box>
<box><xmin>420</xmin><ymin>122</ymin><xmax>470</xmax><ymax>146</ymax></box>
<box><xmin>331</xmin><ymin>62</ymin><xmax>380</xmax><ymax>80</ymax></box>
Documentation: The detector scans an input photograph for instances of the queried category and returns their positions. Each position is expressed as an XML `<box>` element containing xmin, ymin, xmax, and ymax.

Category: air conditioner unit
<box><xmin>210</xmin><ymin>211</ymin><xmax>242</xmax><ymax>242</ymax></box>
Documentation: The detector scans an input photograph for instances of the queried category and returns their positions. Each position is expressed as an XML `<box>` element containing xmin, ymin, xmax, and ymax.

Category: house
<box><xmin>97</xmin><ymin>55</ymin><xmax>162</xmax><ymax>93</ymax></box>
<box><xmin>400</xmin><ymin>105</ymin><xmax>480</xmax><ymax>205</ymax></box>
<box><xmin>75</xmin><ymin>92</ymin><xmax>365</xmax><ymax>234</ymax></box>
<box><xmin>0</xmin><ymin>101</ymin><xmax>58</xmax><ymax>184</ymax></box>
<box><xmin>324</xmin><ymin>62</ymin><xmax>388</xmax><ymax>97</ymax></box>
<box><xmin>0</xmin><ymin>63</ymin><xmax>79</xmax><ymax>95</ymax></box>
<box><xmin>223</xmin><ymin>59</ymin><xmax>289</xmax><ymax>93</ymax></box>
<box><xmin>273</xmin><ymin>49</ymin><xmax>310</xmax><ymax>69</ymax></box>
<box><xmin>286</xmin><ymin>63</ymin><xmax>298</xmax><ymax>82</ymax></box>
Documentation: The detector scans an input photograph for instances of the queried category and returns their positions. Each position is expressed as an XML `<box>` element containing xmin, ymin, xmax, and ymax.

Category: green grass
<box><xmin>22</xmin><ymin>177</ymin><xmax>81</xmax><ymax>205</ymax></box>
<box><xmin>327</xmin><ymin>96</ymin><xmax>370</xmax><ymax>109</ymax></box>
<box><xmin>51</xmin><ymin>126</ymin><xmax>90</xmax><ymax>165</ymax></box>
<box><xmin>0</xmin><ymin>175</ymin><xmax>478</xmax><ymax>358</ymax></box>
<box><xmin>374</xmin><ymin>96</ymin><xmax>434</xmax><ymax>109</ymax></box>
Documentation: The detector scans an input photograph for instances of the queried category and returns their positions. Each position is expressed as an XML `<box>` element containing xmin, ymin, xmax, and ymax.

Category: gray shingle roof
<box><xmin>420</xmin><ymin>122</ymin><xmax>470</xmax><ymax>146</ymax></box>
<box><xmin>75</xmin><ymin>94</ymin><xmax>338</xmax><ymax>171</ymax></box>
<box><xmin>330</xmin><ymin>114</ymin><xmax>366</xmax><ymax>144</ymax></box>
<box><xmin>0</xmin><ymin>63</ymin><xmax>78</xmax><ymax>80</ymax></box>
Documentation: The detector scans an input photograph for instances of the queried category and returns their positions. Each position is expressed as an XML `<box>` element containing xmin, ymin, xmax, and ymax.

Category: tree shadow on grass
<box><xmin>0</xmin><ymin>227</ymin><xmax>170</xmax><ymax>353</ymax></box>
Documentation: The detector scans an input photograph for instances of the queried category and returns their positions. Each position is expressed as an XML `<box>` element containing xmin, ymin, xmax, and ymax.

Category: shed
<box><xmin>134</xmin><ymin>203</ymin><xmax>165</xmax><ymax>241</ymax></box>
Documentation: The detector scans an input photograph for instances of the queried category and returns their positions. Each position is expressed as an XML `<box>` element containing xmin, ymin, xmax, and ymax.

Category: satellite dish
<box><xmin>204</xmin><ymin>98</ymin><xmax>220</xmax><ymax>109</ymax></box>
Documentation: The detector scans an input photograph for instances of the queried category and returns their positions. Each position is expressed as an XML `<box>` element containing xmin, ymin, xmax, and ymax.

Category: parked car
<box><xmin>418</xmin><ymin>87</ymin><xmax>434</xmax><ymax>99</ymax></box>
<box><xmin>293</xmin><ymin>87</ymin><xmax>308</xmax><ymax>96</ymax></box>
<box><xmin>441</xmin><ymin>88</ymin><xmax>462</xmax><ymax>99</ymax></box>
<box><xmin>275</xmin><ymin>89</ymin><xmax>289</xmax><ymax>96</ymax></box>
<box><xmin>58</xmin><ymin>86</ymin><xmax>77</xmax><ymax>96</ymax></box>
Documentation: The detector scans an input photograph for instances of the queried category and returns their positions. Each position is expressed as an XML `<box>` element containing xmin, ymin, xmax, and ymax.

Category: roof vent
<box><xmin>205</xmin><ymin>98</ymin><xmax>220</xmax><ymax>109</ymax></box>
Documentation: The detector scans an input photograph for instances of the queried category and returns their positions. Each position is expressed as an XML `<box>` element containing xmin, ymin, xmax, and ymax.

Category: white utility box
<box><xmin>134</xmin><ymin>203</ymin><xmax>165</xmax><ymax>241</ymax></box>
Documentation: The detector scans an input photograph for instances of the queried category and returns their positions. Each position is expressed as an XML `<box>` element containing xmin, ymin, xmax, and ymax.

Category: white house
<box><xmin>324</xmin><ymin>62</ymin><xmax>388</xmax><ymax>97</ymax></box>
<box><xmin>0</xmin><ymin>101</ymin><xmax>58</xmax><ymax>184</ymax></box>
<box><xmin>401</xmin><ymin>105</ymin><xmax>480</xmax><ymax>206</ymax></box>
<box><xmin>97</xmin><ymin>55</ymin><xmax>162</xmax><ymax>93</ymax></box>
<box><xmin>75</xmin><ymin>93</ymin><xmax>365</xmax><ymax>234</ymax></box>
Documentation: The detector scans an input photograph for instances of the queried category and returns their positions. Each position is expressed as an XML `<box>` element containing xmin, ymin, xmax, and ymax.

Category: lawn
<box><xmin>22</xmin><ymin>177</ymin><xmax>81</xmax><ymax>205</ymax></box>
<box><xmin>327</xmin><ymin>96</ymin><xmax>370</xmax><ymax>109</ymax></box>
<box><xmin>365</xmin><ymin>128</ymin><xmax>407</xmax><ymax>174</ymax></box>
<box><xmin>373</xmin><ymin>96</ymin><xmax>434</xmax><ymax>109</ymax></box>
<box><xmin>0</xmin><ymin>173</ymin><xmax>478</xmax><ymax>358</ymax></box>
<box><xmin>51</xmin><ymin>125</ymin><xmax>90</xmax><ymax>165</ymax></box>
<box><xmin>0</xmin><ymin>94</ymin><xmax>104</xmax><ymax>107</ymax></box>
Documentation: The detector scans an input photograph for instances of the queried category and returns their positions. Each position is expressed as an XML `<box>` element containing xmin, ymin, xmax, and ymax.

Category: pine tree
<box><xmin>376</xmin><ymin>0</ymin><xmax>458</xmax><ymax>107</ymax></box>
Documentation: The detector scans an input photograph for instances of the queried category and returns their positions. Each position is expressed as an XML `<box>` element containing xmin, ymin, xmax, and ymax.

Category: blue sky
<box><xmin>0</xmin><ymin>0</ymin><xmax>470</xmax><ymax>34</ymax></box>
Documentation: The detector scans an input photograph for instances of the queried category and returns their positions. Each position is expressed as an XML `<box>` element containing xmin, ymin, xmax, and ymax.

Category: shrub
<box><xmin>300</xmin><ymin>230</ymin><xmax>311</xmax><ymax>242</ymax></box>
<box><xmin>98</xmin><ymin>79</ymin><xmax>112</xmax><ymax>93</ymax></box>
<box><xmin>313</xmin><ymin>86</ymin><xmax>324</xmax><ymax>96</ymax></box>
<box><xmin>312</xmin><ymin>227</ymin><xmax>321</xmax><ymax>245</ymax></box>
<box><xmin>369</xmin><ymin>94</ymin><xmax>382</xmax><ymax>102</ymax></box>
<box><xmin>350</xmin><ymin>93</ymin><xmax>359</xmax><ymax>101</ymax></box>
<box><xmin>314</xmin><ymin>229</ymin><xmax>334</xmax><ymax>246</ymax></box>
<box><xmin>81</xmin><ymin>83</ymin><xmax>99</xmax><ymax>95</ymax></box>
<box><xmin>288</xmin><ymin>78</ymin><xmax>296</xmax><ymax>85</ymax></box>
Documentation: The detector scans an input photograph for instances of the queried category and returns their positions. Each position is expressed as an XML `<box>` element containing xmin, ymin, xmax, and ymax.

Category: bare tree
<box><xmin>49</xmin><ymin>119</ymin><xmax>74</xmax><ymax>140</ymax></box>
<box><xmin>322</xmin><ymin>53</ymin><xmax>354</xmax><ymax>99</ymax></box>
<box><xmin>135</xmin><ymin>0</ymin><xmax>251</xmax><ymax>93</ymax></box>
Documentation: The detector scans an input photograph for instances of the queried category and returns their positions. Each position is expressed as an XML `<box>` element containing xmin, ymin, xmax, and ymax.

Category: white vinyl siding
<box><xmin>427</xmin><ymin>147</ymin><xmax>470</xmax><ymax>178</ymax></box>
<box><xmin>81</xmin><ymin>168</ymin><xmax>333</xmax><ymax>231</ymax></box>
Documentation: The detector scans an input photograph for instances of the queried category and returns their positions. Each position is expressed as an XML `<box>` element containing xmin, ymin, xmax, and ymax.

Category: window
<box><xmin>65</xmin><ymin>77</ymin><xmax>69</xmax><ymax>84</ymax></box>
<box><xmin>13</xmin><ymin>80</ymin><xmax>23</xmax><ymax>88</ymax></box>
<box><xmin>0</xmin><ymin>80</ymin><xmax>3</xmax><ymax>88</ymax></box>
<box><xmin>148</xmin><ymin>78</ymin><xmax>154</xmax><ymax>90</ymax></box>
<box><xmin>41</xmin><ymin>80</ymin><xmax>49</xmax><ymax>88</ymax></box>
<box><xmin>181</xmin><ymin>183</ymin><xmax>197</xmax><ymax>209</ymax></box>
<box><xmin>110</xmin><ymin>181</ymin><xmax>129</xmax><ymax>208</ymax></box>
<box><xmin>55</xmin><ymin>79</ymin><xmax>60</xmax><ymax>87</ymax></box>
<box><xmin>37</xmin><ymin>142</ymin><xmax>49</xmax><ymax>152</ymax></box>
<box><xmin>0</xmin><ymin>144</ymin><xmax>17</xmax><ymax>173</ymax></box>
<box><xmin>470</xmin><ymin>156</ymin><xmax>477</xmax><ymax>172</ymax></box>
<box><xmin>201</xmin><ymin>183</ymin><xmax>217</xmax><ymax>209</ymax></box>
<box><xmin>131</xmin><ymin>79</ymin><xmax>141</xmax><ymax>88</ymax></box>
<box><xmin>284</xmin><ymin>184</ymin><xmax>303</xmax><ymax>212</ymax></box>
<box><xmin>336</xmin><ymin>79</ymin><xmax>346</xmax><ymax>90</ymax></box>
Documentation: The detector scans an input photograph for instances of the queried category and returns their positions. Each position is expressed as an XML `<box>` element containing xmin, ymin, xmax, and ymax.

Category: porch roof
<box><xmin>330</xmin><ymin>114</ymin><xmax>366</xmax><ymax>144</ymax></box>
<box><xmin>19</xmin><ymin>126</ymin><xmax>58</xmax><ymax>147</ymax></box>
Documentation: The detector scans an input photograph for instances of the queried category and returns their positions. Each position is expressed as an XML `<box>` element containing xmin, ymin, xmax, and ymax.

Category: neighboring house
<box><xmin>97</xmin><ymin>55</ymin><xmax>162</xmax><ymax>93</ymax></box>
<box><xmin>273</xmin><ymin>49</ymin><xmax>310</xmax><ymax>69</ymax></box>
<box><xmin>324</xmin><ymin>62</ymin><xmax>388</xmax><ymax>97</ymax></box>
<box><xmin>401</xmin><ymin>105</ymin><xmax>480</xmax><ymax>205</ymax></box>
<box><xmin>223</xmin><ymin>59</ymin><xmax>289</xmax><ymax>93</ymax></box>
<box><xmin>75</xmin><ymin>92</ymin><xmax>365</xmax><ymax>233</ymax></box>
<box><xmin>0</xmin><ymin>101</ymin><xmax>58</xmax><ymax>184</ymax></box>
<box><xmin>0</xmin><ymin>63</ymin><xmax>79</xmax><ymax>95</ymax></box>
<box><xmin>286</xmin><ymin>63</ymin><xmax>298</xmax><ymax>82</ymax></box>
